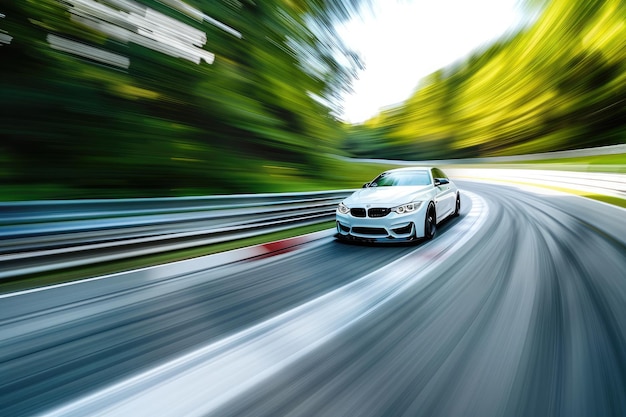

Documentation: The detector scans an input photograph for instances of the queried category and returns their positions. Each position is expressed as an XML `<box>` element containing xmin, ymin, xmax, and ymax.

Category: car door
<box><xmin>432</xmin><ymin>168</ymin><xmax>454</xmax><ymax>219</ymax></box>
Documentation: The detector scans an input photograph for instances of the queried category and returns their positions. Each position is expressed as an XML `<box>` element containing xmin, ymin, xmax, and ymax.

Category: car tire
<box><xmin>425</xmin><ymin>203</ymin><xmax>436</xmax><ymax>239</ymax></box>
<box><xmin>453</xmin><ymin>193</ymin><xmax>461</xmax><ymax>217</ymax></box>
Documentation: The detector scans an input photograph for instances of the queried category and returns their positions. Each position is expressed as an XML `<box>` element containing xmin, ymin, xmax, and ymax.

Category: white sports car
<box><xmin>336</xmin><ymin>167</ymin><xmax>460</xmax><ymax>242</ymax></box>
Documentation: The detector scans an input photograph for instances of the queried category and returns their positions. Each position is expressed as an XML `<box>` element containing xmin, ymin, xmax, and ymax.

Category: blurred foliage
<box><xmin>0</xmin><ymin>0</ymin><xmax>364</xmax><ymax>199</ymax></box>
<box><xmin>345</xmin><ymin>0</ymin><xmax>626</xmax><ymax>160</ymax></box>
<box><xmin>1</xmin><ymin>0</ymin><xmax>625</xmax><ymax>201</ymax></box>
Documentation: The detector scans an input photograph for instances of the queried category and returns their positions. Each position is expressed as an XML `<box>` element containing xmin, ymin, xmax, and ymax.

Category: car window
<box><xmin>432</xmin><ymin>168</ymin><xmax>448</xmax><ymax>179</ymax></box>
<box><xmin>371</xmin><ymin>171</ymin><xmax>432</xmax><ymax>187</ymax></box>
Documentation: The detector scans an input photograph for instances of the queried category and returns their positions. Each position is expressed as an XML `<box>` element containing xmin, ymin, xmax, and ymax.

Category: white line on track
<box><xmin>0</xmin><ymin>230</ymin><xmax>334</xmax><ymax>300</ymax></box>
<box><xmin>39</xmin><ymin>192</ymin><xmax>488</xmax><ymax>417</ymax></box>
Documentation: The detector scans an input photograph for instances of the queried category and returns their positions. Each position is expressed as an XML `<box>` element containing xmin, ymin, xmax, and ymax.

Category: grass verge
<box><xmin>0</xmin><ymin>221</ymin><xmax>336</xmax><ymax>295</ymax></box>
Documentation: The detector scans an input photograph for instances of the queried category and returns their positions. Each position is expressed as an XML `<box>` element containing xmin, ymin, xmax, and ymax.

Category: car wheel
<box><xmin>453</xmin><ymin>193</ymin><xmax>461</xmax><ymax>217</ymax></box>
<box><xmin>425</xmin><ymin>203</ymin><xmax>436</xmax><ymax>239</ymax></box>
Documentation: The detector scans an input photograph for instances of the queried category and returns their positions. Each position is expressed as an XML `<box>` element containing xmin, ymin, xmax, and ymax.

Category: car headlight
<box><xmin>392</xmin><ymin>202</ymin><xmax>421</xmax><ymax>214</ymax></box>
<box><xmin>337</xmin><ymin>202</ymin><xmax>350</xmax><ymax>214</ymax></box>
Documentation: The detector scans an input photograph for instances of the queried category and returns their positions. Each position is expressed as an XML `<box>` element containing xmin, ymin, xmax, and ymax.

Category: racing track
<box><xmin>0</xmin><ymin>180</ymin><xmax>625</xmax><ymax>416</ymax></box>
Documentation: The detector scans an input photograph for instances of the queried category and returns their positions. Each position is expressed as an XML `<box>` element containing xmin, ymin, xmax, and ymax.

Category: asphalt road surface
<box><xmin>1</xmin><ymin>180</ymin><xmax>625</xmax><ymax>416</ymax></box>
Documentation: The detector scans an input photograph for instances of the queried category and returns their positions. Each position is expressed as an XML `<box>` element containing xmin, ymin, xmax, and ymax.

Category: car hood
<box><xmin>344</xmin><ymin>186</ymin><xmax>431</xmax><ymax>206</ymax></box>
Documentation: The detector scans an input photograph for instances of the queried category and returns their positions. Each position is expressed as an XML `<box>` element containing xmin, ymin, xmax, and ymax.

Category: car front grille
<box><xmin>350</xmin><ymin>207</ymin><xmax>390</xmax><ymax>218</ymax></box>
<box><xmin>352</xmin><ymin>227</ymin><xmax>388</xmax><ymax>236</ymax></box>
<box><xmin>350</xmin><ymin>208</ymin><xmax>366</xmax><ymax>217</ymax></box>
<box><xmin>368</xmin><ymin>208</ymin><xmax>390</xmax><ymax>218</ymax></box>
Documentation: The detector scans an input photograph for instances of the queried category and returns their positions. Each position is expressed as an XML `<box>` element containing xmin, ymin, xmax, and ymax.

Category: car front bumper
<box><xmin>335</xmin><ymin>204</ymin><xmax>427</xmax><ymax>241</ymax></box>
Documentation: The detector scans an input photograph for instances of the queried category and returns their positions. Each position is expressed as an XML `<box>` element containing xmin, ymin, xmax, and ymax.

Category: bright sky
<box><xmin>337</xmin><ymin>0</ymin><xmax>530</xmax><ymax>123</ymax></box>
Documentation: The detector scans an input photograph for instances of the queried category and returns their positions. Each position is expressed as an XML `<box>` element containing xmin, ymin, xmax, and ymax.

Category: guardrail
<box><xmin>338</xmin><ymin>143</ymin><xmax>626</xmax><ymax>165</ymax></box>
<box><xmin>0</xmin><ymin>191</ymin><xmax>353</xmax><ymax>279</ymax></box>
<box><xmin>1</xmin><ymin>168</ymin><xmax>624</xmax><ymax>281</ymax></box>
<box><xmin>446</xmin><ymin>169</ymin><xmax>626</xmax><ymax>200</ymax></box>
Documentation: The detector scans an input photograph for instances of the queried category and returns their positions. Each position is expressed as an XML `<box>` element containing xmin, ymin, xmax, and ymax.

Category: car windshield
<box><xmin>370</xmin><ymin>170</ymin><xmax>431</xmax><ymax>187</ymax></box>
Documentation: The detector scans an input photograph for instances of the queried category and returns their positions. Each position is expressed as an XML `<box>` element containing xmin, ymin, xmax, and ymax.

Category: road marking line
<box><xmin>1</xmin><ymin>230</ymin><xmax>334</xmax><ymax>299</ymax></box>
<box><xmin>40</xmin><ymin>193</ymin><xmax>488</xmax><ymax>417</ymax></box>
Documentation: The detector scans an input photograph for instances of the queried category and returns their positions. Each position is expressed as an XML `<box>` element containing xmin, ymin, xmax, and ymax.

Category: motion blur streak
<box><xmin>207</xmin><ymin>182</ymin><xmax>626</xmax><ymax>417</ymax></box>
<box><xmin>155</xmin><ymin>0</ymin><xmax>242</xmax><ymax>38</ymax></box>
<box><xmin>36</xmin><ymin>193</ymin><xmax>485</xmax><ymax>416</ymax></box>
<box><xmin>0</xmin><ymin>13</ymin><xmax>11</xmax><ymax>46</ymax></box>
<box><xmin>1</xmin><ymin>183</ymin><xmax>624</xmax><ymax>416</ymax></box>
<box><xmin>47</xmin><ymin>34</ymin><xmax>130</xmax><ymax>68</ymax></box>
<box><xmin>63</xmin><ymin>0</ymin><xmax>216</xmax><ymax>64</ymax></box>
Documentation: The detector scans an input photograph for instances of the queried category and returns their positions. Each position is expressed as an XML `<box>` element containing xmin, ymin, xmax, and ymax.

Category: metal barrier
<box><xmin>446</xmin><ymin>169</ymin><xmax>626</xmax><ymax>200</ymax></box>
<box><xmin>1</xmin><ymin>168</ymin><xmax>624</xmax><ymax>280</ymax></box>
<box><xmin>0</xmin><ymin>190</ymin><xmax>353</xmax><ymax>279</ymax></box>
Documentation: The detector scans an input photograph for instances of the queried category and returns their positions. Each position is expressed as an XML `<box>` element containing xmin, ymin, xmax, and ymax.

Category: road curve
<box><xmin>1</xmin><ymin>181</ymin><xmax>625</xmax><ymax>416</ymax></box>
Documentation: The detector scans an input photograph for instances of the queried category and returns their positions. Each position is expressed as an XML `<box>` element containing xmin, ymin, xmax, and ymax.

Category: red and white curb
<box><xmin>246</xmin><ymin>232</ymin><xmax>327</xmax><ymax>260</ymax></box>
<box><xmin>41</xmin><ymin>192</ymin><xmax>488</xmax><ymax>417</ymax></box>
<box><xmin>4</xmin><ymin>229</ymin><xmax>335</xmax><ymax>298</ymax></box>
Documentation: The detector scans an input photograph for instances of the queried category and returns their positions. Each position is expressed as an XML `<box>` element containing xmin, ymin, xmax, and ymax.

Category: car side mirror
<box><xmin>434</xmin><ymin>178</ymin><xmax>449</xmax><ymax>186</ymax></box>
<box><xmin>362</xmin><ymin>182</ymin><xmax>369</xmax><ymax>188</ymax></box>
